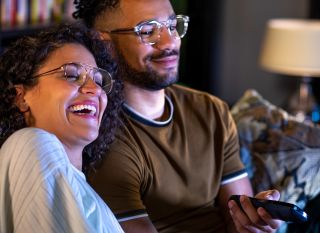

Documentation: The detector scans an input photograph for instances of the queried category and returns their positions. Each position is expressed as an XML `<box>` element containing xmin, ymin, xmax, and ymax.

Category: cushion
<box><xmin>231</xmin><ymin>89</ymin><xmax>320</xmax><ymax>210</ymax></box>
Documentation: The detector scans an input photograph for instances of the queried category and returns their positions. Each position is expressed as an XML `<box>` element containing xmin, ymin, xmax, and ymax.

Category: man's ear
<box><xmin>14</xmin><ymin>85</ymin><xmax>29</xmax><ymax>113</ymax></box>
<box><xmin>99</xmin><ymin>31</ymin><xmax>112</xmax><ymax>41</ymax></box>
<box><xmin>98</xmin><ymin>32</ymin><xmax>118</xmax><ymax>59</ymax></box>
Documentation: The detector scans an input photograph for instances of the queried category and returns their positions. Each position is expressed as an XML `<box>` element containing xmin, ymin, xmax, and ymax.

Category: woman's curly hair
<box><xmin>73</xmin><ymin>0</ymin><xmax>120</xmax><ymax>27</ymax></box>
<box><xmin>0</xmin><ymin>22</ymin><xmax>123</xmax><ymax>172</ymax></box>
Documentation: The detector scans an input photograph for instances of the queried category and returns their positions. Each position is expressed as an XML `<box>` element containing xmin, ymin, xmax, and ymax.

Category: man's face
<box><xmin>99</xmin><ymin>0</ymin><xmax>182</xmax><ymax>90</ymax></box>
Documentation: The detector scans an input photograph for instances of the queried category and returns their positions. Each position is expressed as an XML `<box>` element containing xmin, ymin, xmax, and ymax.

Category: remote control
<box><xmin>229</xmin><ymin>195</ymin><xmax>308</xmax><ymax>223</ymax></box>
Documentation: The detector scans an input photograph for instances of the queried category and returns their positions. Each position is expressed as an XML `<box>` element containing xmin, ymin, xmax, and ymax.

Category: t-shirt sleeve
<box><xmin>216</xmin><ymin>100</ymin><xmax>248</xmax><ymax>185</ymax></box>
<box><xmin>89</xmin><ymin>132</ymin><xmax>148</xmax><ymax>221</ymax></box>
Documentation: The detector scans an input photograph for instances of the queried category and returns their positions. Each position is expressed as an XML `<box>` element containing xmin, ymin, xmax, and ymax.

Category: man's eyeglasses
<box><xmin>33</xmin><ymin>62</ymin><xmax>114</xmax><ymax>94</ymax></box>
<box><xmin>102</xmin><ymin>15</ymin><xmax>189</xmax><ymax>45</ymax></box>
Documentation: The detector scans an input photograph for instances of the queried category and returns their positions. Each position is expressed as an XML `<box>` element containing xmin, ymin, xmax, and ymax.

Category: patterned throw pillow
<box><xmin>231</xmin><ymin>89</ymin><xmax>320</xmax><ymax>210</ymax></box>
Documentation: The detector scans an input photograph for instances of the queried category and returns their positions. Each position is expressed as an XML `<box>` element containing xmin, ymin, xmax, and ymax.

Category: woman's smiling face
<box><xmin>23</xmin><ymin>43</ymin><xmax>108</xmax><ymax>153</ymax></box>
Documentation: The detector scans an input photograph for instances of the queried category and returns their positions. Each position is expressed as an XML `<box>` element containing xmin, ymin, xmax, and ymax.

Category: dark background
<box><xmin>172</xmin><ymin>0</ymin><xmax>320</xmax><ymax>109</ymax></box>
<box><xmin>310</xmin><ymin>0</ymin><xmax>320</xmax><ymax>105</ymax></box>
<box><xmin>1</xmin><ymin>1</ymin><xmax>319</xmax><ymax>109</ymax></box>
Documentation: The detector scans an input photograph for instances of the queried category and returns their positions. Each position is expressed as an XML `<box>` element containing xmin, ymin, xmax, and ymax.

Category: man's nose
<box><xmin>154</xmin><ymin>26</ymin><xmax>180</xmax><ymax>51</ymax></box>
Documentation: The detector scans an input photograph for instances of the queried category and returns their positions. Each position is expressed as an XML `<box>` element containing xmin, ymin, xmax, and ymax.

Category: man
<box><xmin>73</xmin><ymin>0</ymin><xmax>281</xmax><ymax>232</ymax></box>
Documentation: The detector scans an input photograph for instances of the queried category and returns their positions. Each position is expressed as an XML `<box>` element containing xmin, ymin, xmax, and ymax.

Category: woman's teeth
<box><xmin>69</xmin><ymin>104</ymin><xmax>97</xmax><ymax>116</ymax></box>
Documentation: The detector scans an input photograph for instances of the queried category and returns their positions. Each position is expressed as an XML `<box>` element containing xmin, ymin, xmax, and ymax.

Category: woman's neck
<box><xmin>63</xmin><ymin>145</ymin><xmax>83</xmax><ymax>170</ymax></box>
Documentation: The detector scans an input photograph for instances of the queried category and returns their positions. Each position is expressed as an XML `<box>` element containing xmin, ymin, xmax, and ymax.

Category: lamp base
<box><xmin>288</xmin><ymin>77</ymin><xmax>319</xmax><ymax>122</ymax></box>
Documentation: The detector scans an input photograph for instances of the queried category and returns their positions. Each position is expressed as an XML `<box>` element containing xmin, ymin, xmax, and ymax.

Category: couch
<box><xmin>231</xmin><ymin>89</ymin><xmax>320</xmax><ymax>233</ymax></box>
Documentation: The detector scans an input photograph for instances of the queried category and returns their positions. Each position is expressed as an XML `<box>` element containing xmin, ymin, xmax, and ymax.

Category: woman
<box><xmin>0</xmin><ymin>23</ymin><xmax>124</xmax><ymax>233</ymax></box>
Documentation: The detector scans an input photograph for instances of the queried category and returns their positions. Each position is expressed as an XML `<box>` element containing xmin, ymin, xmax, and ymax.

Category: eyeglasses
<box><xmin>33</xmin><ymin>62</ymin><xmax>114</xmax><ymax>94</ymax></box>
<box><xmin>102</xmin><ymin>15</ymin><xmax>189</xmax><ymax>45</ymax></box>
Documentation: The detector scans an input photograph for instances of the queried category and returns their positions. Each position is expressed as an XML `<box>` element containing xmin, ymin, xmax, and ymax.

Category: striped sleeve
<box><xmin>116</xmin><ymin>209</ymin><xmax>148</xmax><ymax>222</ymax></box>
<box><xmin>221</xmin><ymin>169</ymin><xmax>248</xmax><ymax>185</ymax></box>
<box><xmin>0</xmin><ymin>128</ymin><xmax>92</xmax><ymax>233</ymax></box>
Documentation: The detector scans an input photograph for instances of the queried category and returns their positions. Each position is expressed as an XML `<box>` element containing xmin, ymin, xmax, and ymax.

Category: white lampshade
<box><xmin>260</xmin><ymin>19</ymin><xmax>320</xmax><ymax>77</ymax></box>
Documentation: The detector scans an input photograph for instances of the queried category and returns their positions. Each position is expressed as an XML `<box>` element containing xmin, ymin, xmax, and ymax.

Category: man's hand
<box><xmin>228</xmin><ymin>190</ymin><xmax>283</xmax><ymax>233</ymax></box>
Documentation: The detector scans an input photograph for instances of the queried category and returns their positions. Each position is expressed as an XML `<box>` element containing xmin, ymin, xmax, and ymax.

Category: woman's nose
<box><xmin>79</xmin><ymin>74</ymin><xmax>103</xmax><ymax>95</ymax></box>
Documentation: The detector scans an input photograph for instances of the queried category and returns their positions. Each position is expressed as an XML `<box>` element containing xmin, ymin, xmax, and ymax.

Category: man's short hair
<box><xmin>73</xmin><ymin>0</ymin><xmax>120</xmax><ymax>27</ymax></box>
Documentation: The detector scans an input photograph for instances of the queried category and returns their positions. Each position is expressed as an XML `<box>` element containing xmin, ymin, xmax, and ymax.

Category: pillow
<box><xmin>231</xmin><ymin>89</ymin><xmax>320</xmax><ymax>210</ymax></box>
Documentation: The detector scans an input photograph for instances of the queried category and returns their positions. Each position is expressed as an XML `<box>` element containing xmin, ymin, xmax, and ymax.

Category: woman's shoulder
<box><xmin>0</xmin><ymin>127</ymin><xmax>68</xmax><ymax>173</ymax></box>
<box><xmin>2</xmin><ymin>127</ymin><xmax>60</xmax><ymax>147</ymax></box>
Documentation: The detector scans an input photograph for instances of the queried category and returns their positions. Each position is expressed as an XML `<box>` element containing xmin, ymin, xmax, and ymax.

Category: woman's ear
<box><xmin>14</xmin><ymin>85</ymin><xmax>29</xmax><ymax>113</ymax></box>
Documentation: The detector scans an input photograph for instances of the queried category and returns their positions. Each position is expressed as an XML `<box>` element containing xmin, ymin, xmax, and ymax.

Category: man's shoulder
<box><xmin>166</xmin><ymin>84</ymin><xmax>228</xmax><ymax>109</ymax></box>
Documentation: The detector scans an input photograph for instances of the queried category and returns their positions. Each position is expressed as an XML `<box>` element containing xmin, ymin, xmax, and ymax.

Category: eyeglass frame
<box><xmin>101</xmin><ymin>14</ymin><xmax>190</xmax><ymax>45</ymax></box>
<box><xmin>32</xmin><ymin>62</ymin><xmax>114</xmax><ymax>94</ymax></box>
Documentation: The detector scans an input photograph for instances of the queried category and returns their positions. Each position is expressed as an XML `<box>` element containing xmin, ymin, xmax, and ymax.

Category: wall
<box><xmin>218</xmin><ymin>0</ymin><xmax>309</xmax><ymax>106</ymax></box>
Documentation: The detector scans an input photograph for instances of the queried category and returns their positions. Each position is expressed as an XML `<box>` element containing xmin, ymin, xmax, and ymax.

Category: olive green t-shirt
<box><xmin>89</xmin><ymin>84</ymin><xmax>246</xmax><ymax>233</ymax></box>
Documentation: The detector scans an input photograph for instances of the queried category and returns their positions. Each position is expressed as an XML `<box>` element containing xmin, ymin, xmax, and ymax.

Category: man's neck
<box><xmin>124</xmin><ymin>82</ymin><xmax>166</xmax><ymax>120</ymax></box>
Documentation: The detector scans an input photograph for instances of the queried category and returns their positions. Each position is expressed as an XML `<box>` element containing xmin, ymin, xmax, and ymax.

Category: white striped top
<box><xmin>0</xmin><ymin>128</ymin><xmax>124</xmax><ymax>233</ymax></box>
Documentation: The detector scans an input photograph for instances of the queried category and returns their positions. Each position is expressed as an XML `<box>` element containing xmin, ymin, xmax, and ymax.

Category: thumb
<box><xmin>255</xmin><ymin>189</ymin><xmax>280</xmax><ymax>201</ymax></box>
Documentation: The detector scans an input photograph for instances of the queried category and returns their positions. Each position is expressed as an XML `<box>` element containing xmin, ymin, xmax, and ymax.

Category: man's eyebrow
<box><xmin>168</xmin><ymin>14</ymin><xmax>177</xmax><ymax>20</ymax></box>
<box><xmin>137</xmin><ymin>14</ymin><xmax>177</xmax><ymax>24</ymax></box>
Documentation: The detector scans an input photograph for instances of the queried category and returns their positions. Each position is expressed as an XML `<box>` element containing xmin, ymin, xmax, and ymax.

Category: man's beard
<box><xmin>115</xmin><ymin>45</ymin><xmax>180</xmax><ymax>91</ymax></box>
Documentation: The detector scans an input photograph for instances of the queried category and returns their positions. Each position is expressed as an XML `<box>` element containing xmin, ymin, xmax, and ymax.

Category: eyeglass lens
<box><xmin>64</xmin><ymin>63</ymin><xmax>113</xmax><ymax>94</ymax></box>
<box><xmin>140</xmin><ymin>16</ymin><xmax>188</xmax><ymax>44</ymax></box>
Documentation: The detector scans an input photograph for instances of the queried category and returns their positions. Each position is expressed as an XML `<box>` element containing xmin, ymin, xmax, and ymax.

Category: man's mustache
<box><xmin>146</xmin><ymin>49</ymin><xmax>180</xmax><ymax>60</ymax></box>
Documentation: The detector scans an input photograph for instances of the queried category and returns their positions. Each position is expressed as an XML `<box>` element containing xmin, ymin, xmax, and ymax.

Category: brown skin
<box><xmin>16</xmin><ymin>43</ymin><xmax>107</xmax><ymax>170</ymax></box>
<box><xmin>93</xmin><ymin>0</ymin><xmax>282</xmax><ymax>232</ymax></box>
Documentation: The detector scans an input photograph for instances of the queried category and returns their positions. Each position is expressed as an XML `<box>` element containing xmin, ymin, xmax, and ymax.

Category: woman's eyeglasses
<box><xmin>102</xmin><ymin>15</ymin><xmax>189</xmax><ymax>45</ymax></box>
<box><xmin>33</xmin><ymin>62</ymin><xmax>114</xmax><ymax>94</ymax></box>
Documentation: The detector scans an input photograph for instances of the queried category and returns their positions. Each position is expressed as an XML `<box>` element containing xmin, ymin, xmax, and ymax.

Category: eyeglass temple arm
<box><xmin>32</xmin><ymin>67</ymin><xmax>63</xmax><ymax>79</ymax></box>
<box><xmin>102</xmin><ymin>28</ymin><xmax>137</xmax><ymax>34</ymax></box>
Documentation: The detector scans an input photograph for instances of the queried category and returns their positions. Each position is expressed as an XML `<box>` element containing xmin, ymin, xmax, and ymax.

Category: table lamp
<box><xmin>260</xmin><ymin>18</ymin><xmax>320</xmax><ymax>122</ymax></box>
